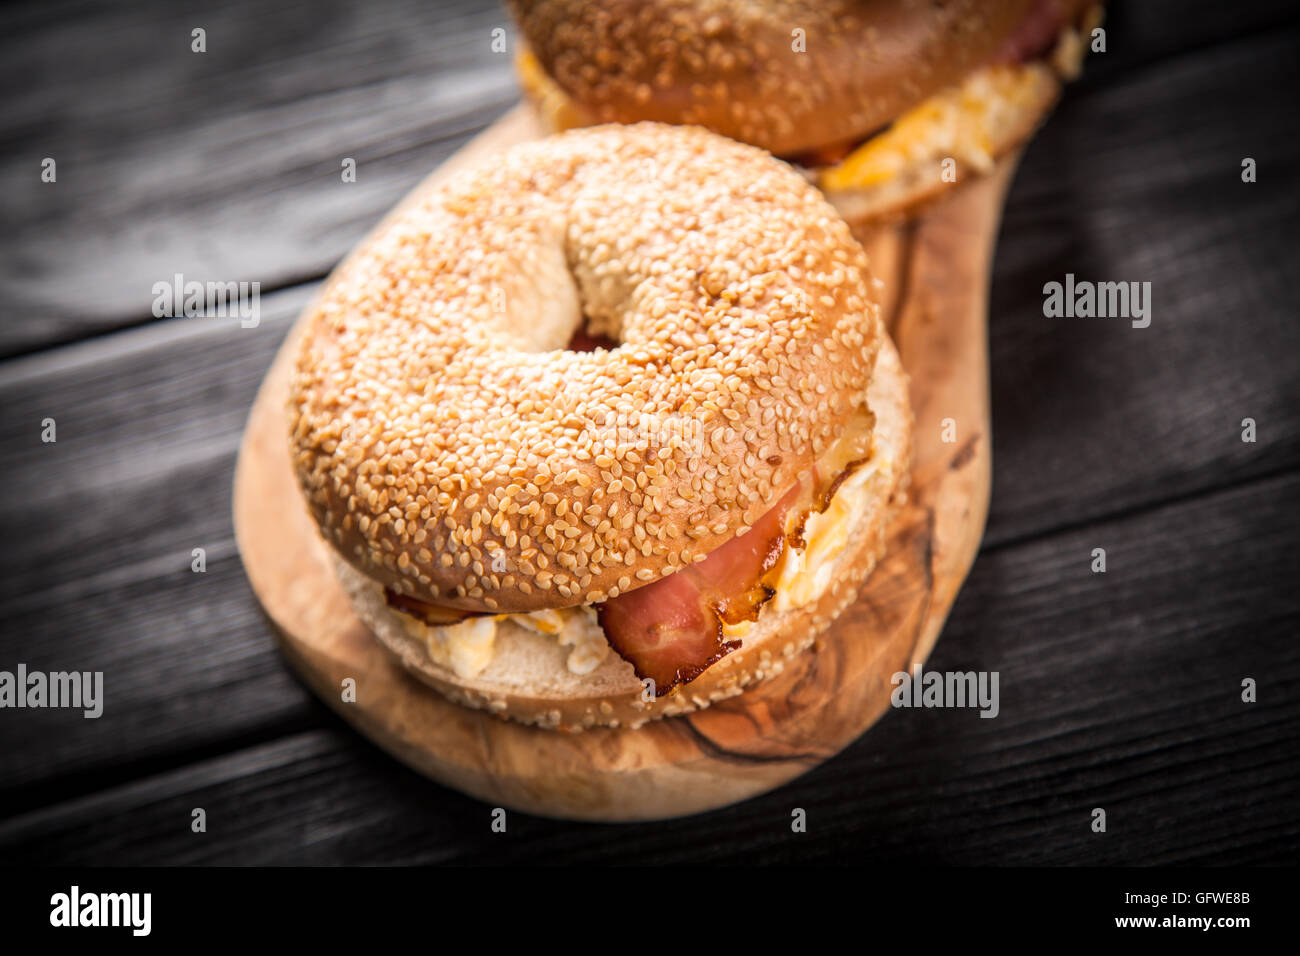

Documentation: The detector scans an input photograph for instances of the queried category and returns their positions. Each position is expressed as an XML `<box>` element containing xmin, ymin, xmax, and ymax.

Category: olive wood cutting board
<box><xmin>234</xmin><ymin>104</ymin><xmax>1005</xmax><ymax>822</ymax></box>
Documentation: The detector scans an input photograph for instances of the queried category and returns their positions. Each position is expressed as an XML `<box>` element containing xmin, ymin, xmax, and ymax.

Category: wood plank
<box><xmin>0</xmin><ymin>0</ymin><xmax>519</xmax><ymax>355</ymax></box>
<box><xmin>1</xmin><ymin>0</ymin><xmax>1297</xmax><ymax>838</ymax></box>
<box><xmin>2</xmin><ymin>0</ymin><xmax>1297</xmax><ymax>355</ymax></box>
<box><xmin>1</xmin><ymin>471</ymin><xmax>1294</xmax><ymax>862</ymax></box>
<box><xmin>0</xmin><ymin>287</ymin><xmax>320</xmax><ymax>811</ymax></box>
<box><xmin>230</xmin><ymin>108</ymin><xmax>1004</xmax><ymax>819</ymax></box>
<box><xmin>983</xmin><ymin>23</ymin><xmax>1300</xmax><ymax>545</ymax></box>
<box><xmin>3</xmin><ymin>22</ymin><xmax>1300</xmax><ymax>794</ymax></box>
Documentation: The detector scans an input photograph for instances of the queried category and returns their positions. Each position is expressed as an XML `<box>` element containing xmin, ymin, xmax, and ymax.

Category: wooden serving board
<box><xmin>234</xmin><ymin>104</ymin><xmax>1007</xmax><ymax>822</ymax></box>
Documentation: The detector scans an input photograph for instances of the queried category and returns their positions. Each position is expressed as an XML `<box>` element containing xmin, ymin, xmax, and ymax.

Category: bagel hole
<box><xmin>564</xmin><ymin>324</ymin><xmax>621</xmax><ymax>352</ymax></box>
<box><xmin>504</xmin><ymin>236</ymin><xmax>628</xmax><ymax>353</ymax></box>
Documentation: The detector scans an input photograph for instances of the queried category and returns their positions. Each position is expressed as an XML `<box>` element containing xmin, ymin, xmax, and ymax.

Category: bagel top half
<box><xmin>288</xmin><ymin>123</ymin><xmax>885</xmax><ymax>616</ymax></box>
<box><xmin>511</xmin><ymin>0</ymin><xmax>1056</xmax><ymax>157</ymax></box>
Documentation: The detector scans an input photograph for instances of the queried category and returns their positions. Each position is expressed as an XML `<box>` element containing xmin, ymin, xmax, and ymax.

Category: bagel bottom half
<box><xmin>336</xmin><ymin>338</ymin><xmax>912</xmax><ymax>732</ymax></box>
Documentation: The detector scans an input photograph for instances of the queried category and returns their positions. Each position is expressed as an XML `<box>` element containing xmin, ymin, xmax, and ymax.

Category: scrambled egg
<box><xmin>771</xmin><ymin>458</ymin><xmax>882</xmax><ymax>612</ymax></box>
<box><xmin>400</xmin><ymin>606</ymin><xmax>608</xmax><ymax>680</ymax></box>
<box><xmin>402</xmin><ymin>615</ymin><xmax>497</xmax><ymax>680</ymax></box>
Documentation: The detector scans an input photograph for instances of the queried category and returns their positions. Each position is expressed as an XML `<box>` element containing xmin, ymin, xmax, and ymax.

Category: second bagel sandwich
<box><xmin>509</xmin><ymin>0</ymin><xmax>1104</xmax><ymax>226</ymax></box>
<box><xmin>288</xmin><ymin>123</ymin><xmax>912</xmax><ymax>730</ymax></box>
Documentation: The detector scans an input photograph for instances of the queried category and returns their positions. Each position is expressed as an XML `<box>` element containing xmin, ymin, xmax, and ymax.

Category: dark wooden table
<box><xmin>1</xmin><ymin>0</ymin><xmax>1297</xmax><ymax>865</ymax></box>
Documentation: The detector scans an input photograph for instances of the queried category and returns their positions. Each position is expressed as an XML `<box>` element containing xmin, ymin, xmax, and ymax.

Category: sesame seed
<box><xmin>289</xmin><ymin>123</ymin><xmax>880</xmax><ymax>611</ymax></box>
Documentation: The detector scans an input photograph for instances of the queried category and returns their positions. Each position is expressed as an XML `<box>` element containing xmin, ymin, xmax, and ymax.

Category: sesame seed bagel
<box><xmin>510</xmin><ymin>1</ymin><xmax>1103</xmax><ymax>227</ymax></box>
<box><xmin>289</xmin><ymin>123</ymin><xmax>883</xmax><ymax>615</ymax></box>
<box><xmin>506</xmin><ymin>0</ymin><xmax>1039</xmax><ymax>157</ymax></box>
<box><xmin>338</xmin><ymin>336</ymin><xmax>912</xmax><ymax>731</ymax></box>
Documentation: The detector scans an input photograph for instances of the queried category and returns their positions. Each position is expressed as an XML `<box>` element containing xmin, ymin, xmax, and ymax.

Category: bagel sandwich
<box><xmin>288</xmin><ymin>123</ymin><xmax>912</xmax><ymax>731</ymax></box>
<box><xmin>508</xmin><ymin>0</ymin><xmax>1104</xmax><ymax>225</ymax></box>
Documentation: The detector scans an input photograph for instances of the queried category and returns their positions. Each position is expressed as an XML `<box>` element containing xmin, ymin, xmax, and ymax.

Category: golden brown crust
<box><xmin>288</xmin><ymin>123</ymin><xmax>884</xmax><ymax>614</ymax></box>
<box><xmin>507</xmin><ymin>0</ymin><xmax>1038</xmax><ymax>156</ymax></box>
<box><xmin>344</xmin><ymin>336</ymin><xmax>912</xmax><ymax>730</ymax></box>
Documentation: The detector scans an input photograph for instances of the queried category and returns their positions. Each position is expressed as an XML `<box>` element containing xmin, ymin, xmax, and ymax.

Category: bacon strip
<box><xmin>596</xmin><ymin>482</ymin><xmax>802</xmax><ymax>696</ymax></box>
<box><xmin>994</xmin><ymin>0</ymin><xmax>1076</xmax><ymax>65</ymax></box>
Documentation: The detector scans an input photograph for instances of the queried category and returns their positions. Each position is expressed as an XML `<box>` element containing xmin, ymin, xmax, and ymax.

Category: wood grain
<box><xmin>0</xmin><ymin>0</ymin><xmax>1296</xmax><ymax>860</ymax></box>
<box><xmin>230</xmin><ymin>105</ymin><xmax>1013</xmax><ymax>821</ymax></box>
<box><xmin>3</xmin><ymin>0</ymin><xmax>1297</xmax><ymax>356</ymax></box>
<box><xmin>984</xmin><ymin>22</ymin><xmax>1300</xmax><ymax>547</ymax></box>
<box><xmin>0</xmin><ymin>0</ymin><xmax>519</xmax><ymax>355</ymax></box>
<box><xmin>0</xmin><ymin>289</ymin><xmax>318</xmax><ymax>812</ymax></box>
<box><xmin>4</xmin><ymin>470</ymin><xmax>1295</xmax><ymax>863</ymax></box>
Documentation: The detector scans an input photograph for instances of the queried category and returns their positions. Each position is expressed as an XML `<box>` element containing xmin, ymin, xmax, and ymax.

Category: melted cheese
<box><xmin>819</xmin><ymin>19</ymin><xmax>1091</xmax><ymax>192</ymax></box>
<box><xmin>819</xmin><ymin>62</ymin><xmax>1055</xmax><ymax>191</ymax></box>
